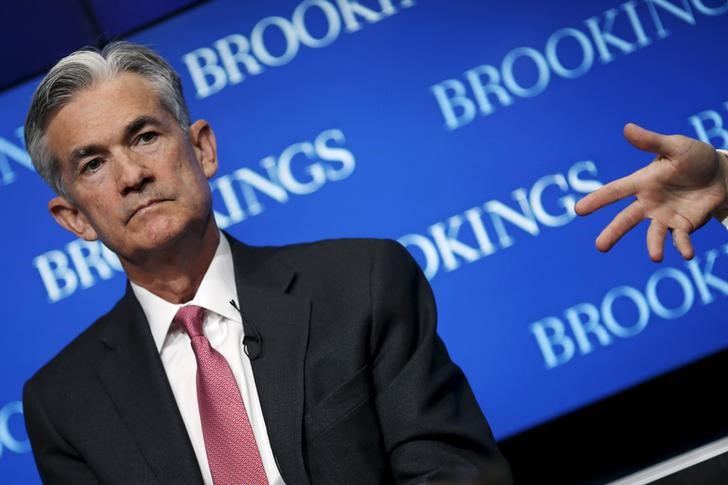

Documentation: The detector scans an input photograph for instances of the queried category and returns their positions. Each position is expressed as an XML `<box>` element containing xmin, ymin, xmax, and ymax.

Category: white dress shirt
<box><xmin>131</xmin><ymin>234</ymin><xmax>285</xmax><ymax>485</ymax></box>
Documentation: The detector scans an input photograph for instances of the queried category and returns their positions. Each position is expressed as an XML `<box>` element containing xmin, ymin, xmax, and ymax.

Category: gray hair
<box><xmin>24</xmin><ymin>41</ymin><xmax>191</xmax><ymax>194</ymax></box>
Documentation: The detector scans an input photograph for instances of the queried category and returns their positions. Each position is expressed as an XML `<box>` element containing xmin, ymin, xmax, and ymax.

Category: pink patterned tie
<box><xmin>174</xmin><ymin>305</ymin><xmax>268</xmax><ymax>485</ymax></box>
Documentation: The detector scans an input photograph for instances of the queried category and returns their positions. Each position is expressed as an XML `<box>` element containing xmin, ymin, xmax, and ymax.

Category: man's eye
<box><xmin>82</xmin><ymin>158</ymin><xmax>103</xmax><ymax>173</ymax></box>
<box><xmin>138</xmin><ymin>132</ymin><xmax>158</xmax><ymax>144</ymax></box>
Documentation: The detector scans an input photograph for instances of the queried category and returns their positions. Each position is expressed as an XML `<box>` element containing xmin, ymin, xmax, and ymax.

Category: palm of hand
<box><xmin>637</xmin><ymin>140</ymin><xmax>725</xmax><ymax>230</ymax></box>
<box><xmin>576</xmin><ymin>125</ymin><xmax>727</xmax><ymax>261</ymax></box>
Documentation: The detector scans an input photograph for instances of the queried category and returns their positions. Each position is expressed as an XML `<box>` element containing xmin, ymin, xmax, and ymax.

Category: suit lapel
<box><xmin>229</xmin><ymin>236</ymin><xmax>311</xmax><ymax>485</ymax></box>
<box><xmin>97</xmin><ymin>289</ymin><xmax>204</xmax><ymax>485</ymax></box>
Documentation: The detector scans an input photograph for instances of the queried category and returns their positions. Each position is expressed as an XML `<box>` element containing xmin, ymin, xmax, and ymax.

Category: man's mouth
<box><xmin>127</xmin><ymin>199</ymin><xmax>167</xmax><ymax>222</ymax></box>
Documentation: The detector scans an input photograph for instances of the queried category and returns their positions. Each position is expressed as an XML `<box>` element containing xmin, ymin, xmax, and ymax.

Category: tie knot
<box><xmin>174</xmin><ymin>305</ymin><xmax>206</xmax><ymax>337</ymax></box>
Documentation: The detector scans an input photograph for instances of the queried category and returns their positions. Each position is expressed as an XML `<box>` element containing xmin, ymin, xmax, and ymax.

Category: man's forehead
<box><xmin>45</xmin><ymin>73</ymin><xmax>168</xmax><ymax>158</ymax></box>
<box><xmin>54</xmin><ymin>73</ymin><xmax>164</xmax><ymax>125</ymax></box>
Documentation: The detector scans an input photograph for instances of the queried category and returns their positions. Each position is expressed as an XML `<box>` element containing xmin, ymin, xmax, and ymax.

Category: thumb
<box><xmin>624</xmin><ymin>123</ymin><xmax>672</xmax><ymax>156</ymax></box>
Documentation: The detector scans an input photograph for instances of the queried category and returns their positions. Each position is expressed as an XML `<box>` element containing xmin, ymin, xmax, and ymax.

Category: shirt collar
<box><xmin>130</xmin><ymin>232</ymin><xmax>242</xmax><ymax>353</ymax></box>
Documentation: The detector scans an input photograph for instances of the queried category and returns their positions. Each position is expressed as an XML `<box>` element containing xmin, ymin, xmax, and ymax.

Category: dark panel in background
<box><xmin>0</xmin><ymin>1</ymin><xmax>97</xmax><ymax>90</ymax></box>
<box><xmin>0</xmin><ymin>0</ymin><xmax>207</xmax><ymax>92</ymax></box>
<box><xmin>88</xmin><ymin>0</ymin><xmax>202</xmax><ymax>39</ymax></box>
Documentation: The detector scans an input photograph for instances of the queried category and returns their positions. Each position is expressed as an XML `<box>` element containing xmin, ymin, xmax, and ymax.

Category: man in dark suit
<box><xmin>22</xmin><ymin>42</ymin><xmax>511</xmax><ymax>484</ymax></box>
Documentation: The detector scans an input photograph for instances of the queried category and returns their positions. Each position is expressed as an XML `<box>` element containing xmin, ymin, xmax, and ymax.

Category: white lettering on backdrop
<box><xmin>432</xmin><ymin>0</ymin><xmax>728</xmax><ymax>131</ymax></box>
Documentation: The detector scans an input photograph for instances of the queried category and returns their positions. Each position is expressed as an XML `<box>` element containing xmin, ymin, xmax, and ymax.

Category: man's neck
<box><xmin>122</xmin><ymin>220</ymin><xmax>221</xmax><ymax>304</ymax></box>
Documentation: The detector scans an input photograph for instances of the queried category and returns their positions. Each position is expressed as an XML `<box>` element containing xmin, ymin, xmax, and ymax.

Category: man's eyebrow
<box><xmin>124</xmin><ymin>115</ymin><xmax>164</xmax><ymax>140</ymax></box>
<box><xmin>67</xmin><ymin>116</ymin><xmax>165</xmax><ymax>170</ymax></box>
<box><xmin>68</xmin><ymin>144</ymin><xmax>105</xmax><ymax>170</ymax></box>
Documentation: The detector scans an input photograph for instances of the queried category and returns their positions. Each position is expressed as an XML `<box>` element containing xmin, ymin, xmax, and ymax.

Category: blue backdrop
<box><xmin>2</xmin><ymin>0</ymin><xmax>728</xmax><ymax>482</ymax></box>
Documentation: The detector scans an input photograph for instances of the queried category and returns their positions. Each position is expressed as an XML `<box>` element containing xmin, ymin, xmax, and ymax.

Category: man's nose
<box><xmin>115</xmin><ymin>152</ymin><xmax>152</xmax><ymax>194</ymax></box>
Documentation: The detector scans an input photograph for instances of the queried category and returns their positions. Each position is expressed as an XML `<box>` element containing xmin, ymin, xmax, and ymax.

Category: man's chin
<box><xmin>113</xmin><ymin>211</ymin><xmax>214</xmax><ymax>261</ymax></box>
<box><xmin>116</xmin><ymin>222</ymin><xmax>184</xmax><ymax>256</ymax></box>
<box><xmin>139</xmin><ymin>226</ymin><xmax>187</xmax><ymax>251</ymax></box>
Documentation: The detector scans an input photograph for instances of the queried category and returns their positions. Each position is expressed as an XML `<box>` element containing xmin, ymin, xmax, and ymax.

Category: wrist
<box><xmin>718</xmin><ymin>149</ymin><xmax>728</xmax><ymax>211</ymax></box>
<box><xmin>712</xmin><ymin>149</ymin><xmax>728</xmax><ymax>229</ymax></box>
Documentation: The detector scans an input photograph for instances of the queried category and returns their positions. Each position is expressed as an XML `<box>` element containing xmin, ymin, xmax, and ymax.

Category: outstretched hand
<box><xmin>575</xmin><ymin>123</ymin><xmax>728</xmax><ymax>262</ymax></box>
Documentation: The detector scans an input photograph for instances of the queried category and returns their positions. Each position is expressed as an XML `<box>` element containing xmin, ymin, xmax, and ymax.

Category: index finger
<box><xmin>575</xmin><ymin>175</ymin><xmax>636</xmax><ymax>216</ymax></box>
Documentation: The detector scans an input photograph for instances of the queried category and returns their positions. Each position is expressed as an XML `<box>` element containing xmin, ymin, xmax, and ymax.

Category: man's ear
<box><xmin>48</xmin><ymin>196</ymin><xmax>99</xmax><ymax>241</ymax></box>
<box><xmin>188</xmin><ymin>120</ymin><xmax>218</xmax><ymax>179</ymax></box>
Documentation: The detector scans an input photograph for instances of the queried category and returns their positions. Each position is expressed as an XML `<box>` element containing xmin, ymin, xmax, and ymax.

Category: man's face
<box><xmin>45</xmin><ymin>72</ymin><xmax>218</xmax><ymax>263</ymax></box>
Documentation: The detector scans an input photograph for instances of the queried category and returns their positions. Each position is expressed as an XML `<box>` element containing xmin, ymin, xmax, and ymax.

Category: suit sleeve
<box><xmin>368</xmin><ymin>240</ymin><xmax>512</xmax><ymax>485</ymax></box>
<box><xmin>23</xmin><ymin>379</ymin><xmax>101</xmax><ymax>485</ymax></box>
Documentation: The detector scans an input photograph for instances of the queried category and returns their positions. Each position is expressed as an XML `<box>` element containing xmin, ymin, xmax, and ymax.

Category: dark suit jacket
<box><xmin>23</xmin><ymin>236</ymin><xmax>511</xmax><ymax>484</ymax></box>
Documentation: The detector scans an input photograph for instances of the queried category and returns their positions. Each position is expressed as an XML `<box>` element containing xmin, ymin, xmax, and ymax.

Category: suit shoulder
<box><xmin>274</xmin><ymin>238</ymin><xmax>414</xmax><ymax>273</ymax></box>
<box><xmin>274</xmin><ymin>237</ymin><xmax>408</xmax><ymax>261</ymax></box>
<box><xmin>25</xmin><ymin>296</ymin><xmax>126</xmax><ymax>389</ymax></box>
